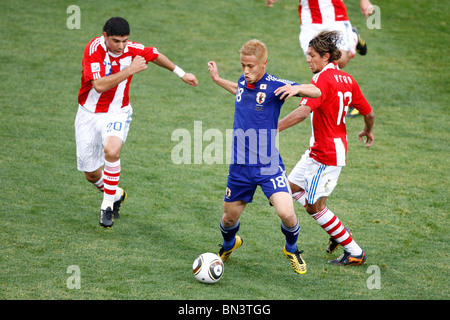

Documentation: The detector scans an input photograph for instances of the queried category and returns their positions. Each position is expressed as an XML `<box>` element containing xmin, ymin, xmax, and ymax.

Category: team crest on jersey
<box><xmin>91</xmin><ymin>62</ymin><xmax>101</xmax><ymax>73</ymax></box>
<box><xmin>256</xmin><ymin>92</ymin><xmax>266</xmax><ymax>104</ymax></box>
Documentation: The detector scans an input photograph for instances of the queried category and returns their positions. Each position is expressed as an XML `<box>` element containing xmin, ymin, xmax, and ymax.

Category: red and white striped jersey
<box><xmin>298</xmin><ymin>0</ymin><xmax>349</xmax><ymax>25</ymax></box>
<box><xmin>300</xmin><ymin>63</ymin><xmax>372</xmax><ymax>166</ymax></box>
<box><xmin>78</xmin><ymin>36</ymin><xmax>159</xmax><ymax>113</ymax></box>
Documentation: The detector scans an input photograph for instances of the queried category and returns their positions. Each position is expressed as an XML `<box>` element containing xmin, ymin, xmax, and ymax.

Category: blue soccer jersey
<box><xmin>231</xmin><ymin>73</ymin><xmax>297</xmax><ymax>168</ymax></box>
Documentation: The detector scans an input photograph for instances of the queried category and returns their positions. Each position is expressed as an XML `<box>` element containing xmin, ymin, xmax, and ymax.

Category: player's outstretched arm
<box><xmin>278</xmin><ymin>104</ymin><xmax>312</xmax><ymax>132</ymax></box>
<box><xmin>207</xmin><ymin>61</ymin><xmax>238</xmax><ymax>95</ymax></box>
<box><xmin>153</xmin><ymin>53</ymin><xmax>198</xmax><ymax>87</ymax></box>
<box><xmin>274</xmin><ymin>84</ymin><xmax>321</xmax><ymax>101</ymax></box>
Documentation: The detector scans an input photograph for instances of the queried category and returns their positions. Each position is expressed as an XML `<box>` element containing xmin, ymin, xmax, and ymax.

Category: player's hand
<box><xmin>360</xmin><ymin>0</ymin><xmax>375</xmax><ymax>19</ymax></box>
<box><xmin>358</xmin><ymin>129</ymin><xmax>374</xmax><ymax>148</ymax></box>
<box><xmin>207</xmin><ymin>61</ymin><xmax>220</xmax><ymax>81</ymax></box>
<box><xmin>182</xmin><ymin>73</ymin><xmax>198</xmax><ymax>87</ymax></box>
<box><xmin>207</xmin><ymin>61</ymin><xmax>238</xmax><ymax>95</ymax></box>
<box><xmin>266</xmin><ymin>0</ymin><xmax>277</xmax><ymax>7</ymax></box>
<box><xmin>274</xmin><ymin>84</ymin><xmax>300</xmax><ymax>101</ymax></box>
<box><xmin>129</xmin><ymin>55</ymin><xmax>148</xmax><ymax>74</ymax></box>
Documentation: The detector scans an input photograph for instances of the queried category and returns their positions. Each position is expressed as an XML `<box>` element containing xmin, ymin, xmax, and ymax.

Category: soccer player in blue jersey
<box><xmin>207</xmin><ymin>39</ymin><xmax>321</xmax><ymax>274</ymax></box>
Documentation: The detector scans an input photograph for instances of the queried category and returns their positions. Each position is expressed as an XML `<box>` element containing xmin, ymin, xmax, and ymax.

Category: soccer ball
<box><xmin>192</xmin><ymin>252</ymin><xmax>224</xmax><ymax>284</ymax></box>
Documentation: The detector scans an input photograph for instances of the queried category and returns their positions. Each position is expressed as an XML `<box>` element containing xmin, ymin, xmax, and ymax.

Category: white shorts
<box><xmin>74</xmin><ymin>105</ymin><xmax>132</xmax><ymax>172</ymax></box>
<box><xmin>299</xmin><ymin>20</ymin><xmax>357</xmax><ymax>56</ymax></box>
<box><xmin>288</xmin><ymin>150</ymin><xmax>341</xmax><ymax>204</ymax></box>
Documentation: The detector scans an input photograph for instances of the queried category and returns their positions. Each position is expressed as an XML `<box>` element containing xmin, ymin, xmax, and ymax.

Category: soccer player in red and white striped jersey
<box><xmin>75</xmin><ymin>17</ymin><xmax>198</xmax><ymax>228</ymax></box>
<box><xmin>266</xmin><ymin>0</ymin><xmax>374</xmax><ymax>68</ymax></box>
<box><xmin>276</xmin><ymin>30</ymin><xmax>375</xmax><ymax>266</ymax></box>
<box><xmin>267</xmin><ymin>0</ymin><xmax>375</xmax><ymax>117</ymax></box>
<box><xmin>78</xmin><ymin>37</ymin><xmax>159</xmax><ymax>113</ymax></box>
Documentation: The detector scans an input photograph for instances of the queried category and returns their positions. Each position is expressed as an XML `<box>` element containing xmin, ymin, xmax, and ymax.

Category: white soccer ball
<box><xmin>192</xmin><ymin>252</ymin><xmax>224</xmax><ymax>284</ymax></box>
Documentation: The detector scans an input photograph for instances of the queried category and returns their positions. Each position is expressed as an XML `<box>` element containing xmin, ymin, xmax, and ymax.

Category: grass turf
<box><xmin>0</xmin><ymin>0</ymin><xmax>448</xmax><ymax>301</ymax></box>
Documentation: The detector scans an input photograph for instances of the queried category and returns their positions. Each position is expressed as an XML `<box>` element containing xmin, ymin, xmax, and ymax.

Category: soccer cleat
<box><xmin>353</xmin><ymin>27</ymin><xmax>367</xmax><ymax>55</ymax></box>
<box><xmin>99</xmin><ymin>206</ymin><xmax>114</xmax><ymax>228</ymax></box>
<box><xmin>218</xmin><ymin>236</ymin><xmax>243</xmax><ymax>262</ymax></box>
<box><xmin>283</xmin><ymin>246</ymin><xmax>307</xmax><ymax>274</ymax></box>
<box><xmin>346</xmin><ymin>106</ymin><xmax>360</xmax><ymax>118</ymax></box>
<box><xmin>113</xmin><ymin>188</ymin><xmax>127</xmax><ymax>219</ymax></box>
<box><xmin>329</xmin><ymin>250</ymin><xmax>366</xmax><ymax>266</ymax></box>
<box><xmin>326</xmin><ymin>227</ymin><xmax>352</xmax><ymax>253</ymax></box>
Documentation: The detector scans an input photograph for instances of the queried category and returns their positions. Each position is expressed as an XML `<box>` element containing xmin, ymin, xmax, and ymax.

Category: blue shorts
<box><xmin>224</xmin><ymin>164</ymin><xmax>291</xmax><ymax>203</ymax></box>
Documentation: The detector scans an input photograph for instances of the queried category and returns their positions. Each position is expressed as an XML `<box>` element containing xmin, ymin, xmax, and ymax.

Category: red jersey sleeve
<box><xmin>143</xmin><ymin>46</ymin><xmax>159</xmax><ymax>63</ymax></box>
<box><xmin>127</xmin><ymin>41</ymin><xmax>159</xmax><ymax>63</ymax></box>
<box><xmin>81</xmin><ymin>40</ymin><xmax>106</xmax><ymax>82</ymax></box>
<box><xmin>300</xmin><ymin>72</ymin><xmax>372</xmax><ymax>116</ymax></box>
<box><xmin>349</xmin><ymin>78</ymin><xmax>372</xmax><ymax>115</ymax></box>
<box><xmin>299</xmin><ymin>73</ymin><xmax>328</xmax><ymax>111</ymax></box>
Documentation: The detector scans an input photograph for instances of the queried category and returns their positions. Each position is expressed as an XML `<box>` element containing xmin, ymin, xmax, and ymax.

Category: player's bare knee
<box><xmin>104</xmin><ymin>137</ymin><xmax>123</xmax><ymax>162</ymax></box>
<box><xmin>84</xmin><ymin>171</ymin><xmax>99</xmax><ymax>183</ymax></box>
<box><xmin>279</xmin><ymin>211</ymin><xmax>298</xmax><ymax>228</ymax></box>
<box><xmin>289</xmin><ymin>182</ymin><xmax>303</xmax><ymax>194</ymax></box>
<box><xmin>221</xmin><ymin>214</ymin><xmax>238</xmax><ymax>228</ymax></box>
<box><xmin>104</xmin><ymin>146</ymin><xmax>121</xmax><ymax>162</ymax></box>
<box><xmin>305</xmin><ymin>205</ymin><xmax>315</xmax><ymax>215</ymax></box>
<box><xmin>305</xmin><ymin>203</ymin><xmax>324</xmax><ymax>215</ymax></box>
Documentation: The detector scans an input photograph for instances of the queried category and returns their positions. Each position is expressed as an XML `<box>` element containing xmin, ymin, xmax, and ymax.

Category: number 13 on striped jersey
<box><xmin>337</xmin><ymin>91</ymin><xmax>352</xmax><ymax>125</ymax></box>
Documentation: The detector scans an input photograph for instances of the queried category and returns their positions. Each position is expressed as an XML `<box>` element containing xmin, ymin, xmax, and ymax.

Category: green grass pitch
<box><xmin>0</xmin><ymin>0</ymin><xmax>448</xmax><ymax>301</ymax></box>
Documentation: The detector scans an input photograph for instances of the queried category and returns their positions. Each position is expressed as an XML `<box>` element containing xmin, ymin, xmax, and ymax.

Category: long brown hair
<box><xmin>308</xmin><ymin>30</ymin><xmax>342</xmax><ymax>62</ymax></box>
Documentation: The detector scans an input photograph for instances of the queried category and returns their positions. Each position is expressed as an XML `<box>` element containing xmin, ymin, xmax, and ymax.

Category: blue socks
<box><xmin>281</xmin><ymin>221</ymin><xmax>300</xmax><ymax>253</ymax></box>
<box><xmin>220</xmin><ymin>220</ymin><xmax>240</xmax><ymax>251</ymax></box>
<box><xmin>220</xmin><ymin>219</ymin><xmax>300</xmax><ymax>254</ymax></box>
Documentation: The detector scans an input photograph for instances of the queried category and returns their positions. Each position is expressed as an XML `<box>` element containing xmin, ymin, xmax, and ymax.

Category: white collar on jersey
<box><xmin>323</xmin><ymin>62</ymin><xmax>339</xmax><ymax>71</ymax></box>
<box><xmin>108</xmin><ymin>48</ymin><xmax>128</xmax><ymax>58</ymax></box>
<box><xmin>99</xmin><ymin>35</ymin><xmax>129</xmax><ymax>58</ymax></box>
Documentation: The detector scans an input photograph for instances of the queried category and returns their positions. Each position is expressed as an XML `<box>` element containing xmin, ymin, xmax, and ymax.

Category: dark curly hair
<box><xmin>308</xmin><ymin>30</ymin><xmax>342</xmax><ymax>62</ymax></box>
<box><xmin>103</xmin><ymin>17</ymin><xmax>130</xmax><ymax>36</ymax></box>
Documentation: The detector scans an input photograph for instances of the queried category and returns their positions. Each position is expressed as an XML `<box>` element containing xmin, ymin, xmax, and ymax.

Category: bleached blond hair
<box><xmin>239</xmin><ymin>39</ymin><xmax>268</xmax><ymax>63</ymax></box>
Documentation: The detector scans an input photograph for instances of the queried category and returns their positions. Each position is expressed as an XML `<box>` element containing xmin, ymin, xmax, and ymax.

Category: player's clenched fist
<box><xmin>129</xmin><ymin>55</ymin><xmax>148</xmax><ymax>74</ymax></box>
<box><xmin>181</xmin><ymin>73</ymin><xmax>198</xmax><ymax>87</ymax></box>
